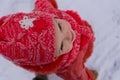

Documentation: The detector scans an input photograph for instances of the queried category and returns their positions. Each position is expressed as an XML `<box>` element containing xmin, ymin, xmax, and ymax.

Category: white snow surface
<box><xmin>0</xmin><ymin>0</ymin><xmax>120</xmax><ymax>80</ymax></box>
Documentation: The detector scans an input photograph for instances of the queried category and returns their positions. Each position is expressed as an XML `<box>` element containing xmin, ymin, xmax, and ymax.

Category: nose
<box><xmin>64</xmin><ymin>31</ymin><xmax>72</xmax><ymax>42</ymax></box>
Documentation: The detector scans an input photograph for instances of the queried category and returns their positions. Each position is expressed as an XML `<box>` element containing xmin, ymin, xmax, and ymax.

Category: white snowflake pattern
<box><xmin>19</xmin><ymin>16</ymin><xmax>36</xmax><ymax>29</ymax></box>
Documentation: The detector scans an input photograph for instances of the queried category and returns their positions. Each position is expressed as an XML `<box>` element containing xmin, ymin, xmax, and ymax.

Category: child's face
<box><xmin>54</xmin><ymin>19</ymin><xmax>76</xmax><ymax>57</ymax></box>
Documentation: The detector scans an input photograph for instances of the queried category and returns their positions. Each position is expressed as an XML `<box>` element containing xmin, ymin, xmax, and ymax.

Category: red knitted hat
<box><xmin>0</xmin><ymin>11</ymin><xmax>59</xmax><ymax>66</ymax></box>
<box><xmin>0</xmin><ymin>0</ymin><xmax>95</xmax><ymax>74</ymax></box>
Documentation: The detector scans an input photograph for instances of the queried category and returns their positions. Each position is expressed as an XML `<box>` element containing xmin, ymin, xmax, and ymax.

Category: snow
<box><xmin>0</xmin><ymin>0</ymin><xmax>120</xmax><ymax>80</ymax></box>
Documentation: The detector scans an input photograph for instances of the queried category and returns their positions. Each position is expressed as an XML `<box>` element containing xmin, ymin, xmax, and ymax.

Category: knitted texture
<box><xmin>0</xmin><ymin>1</ymin><xmax>95</xmax><ymax>79</ymax></box>
<box><xmin>0</xmin><ymin>11</ymin><xmax>58</xmax><ymax>65</ymax></box>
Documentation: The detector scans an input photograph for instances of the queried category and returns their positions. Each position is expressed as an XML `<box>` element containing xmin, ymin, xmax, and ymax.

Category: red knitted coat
<box><xmin>0</xmin><ymin>0</ymin><xmax>95</xmax><ymax>80</ymax></box>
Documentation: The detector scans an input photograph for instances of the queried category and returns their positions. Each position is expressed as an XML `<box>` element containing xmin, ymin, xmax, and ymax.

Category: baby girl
<box><xmin>0</xmin><ymin>0</ymin><xmax>97</xmax><ymax>80</ymax></box>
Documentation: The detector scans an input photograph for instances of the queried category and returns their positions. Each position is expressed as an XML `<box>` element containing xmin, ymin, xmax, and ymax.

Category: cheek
<box><xmin>61</xmin><ymin>22</ymin><xmax>70</xmax><ymax>31</ymax></box>
<box><xmin>63</xmin><ymin>41</ymin><xmax>73</xmax><ymax>54</ymax></box>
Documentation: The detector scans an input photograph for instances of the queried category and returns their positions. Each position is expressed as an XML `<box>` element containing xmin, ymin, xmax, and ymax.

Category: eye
<box><xmin>58</xmin><ymin>23</ymin><xmax>62</xmax><ymax>31</ymax></box>
<box><xmin>60</xmin><ymin>41</ymin><xmax>63</xmax><ymax>50</ymax></box>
